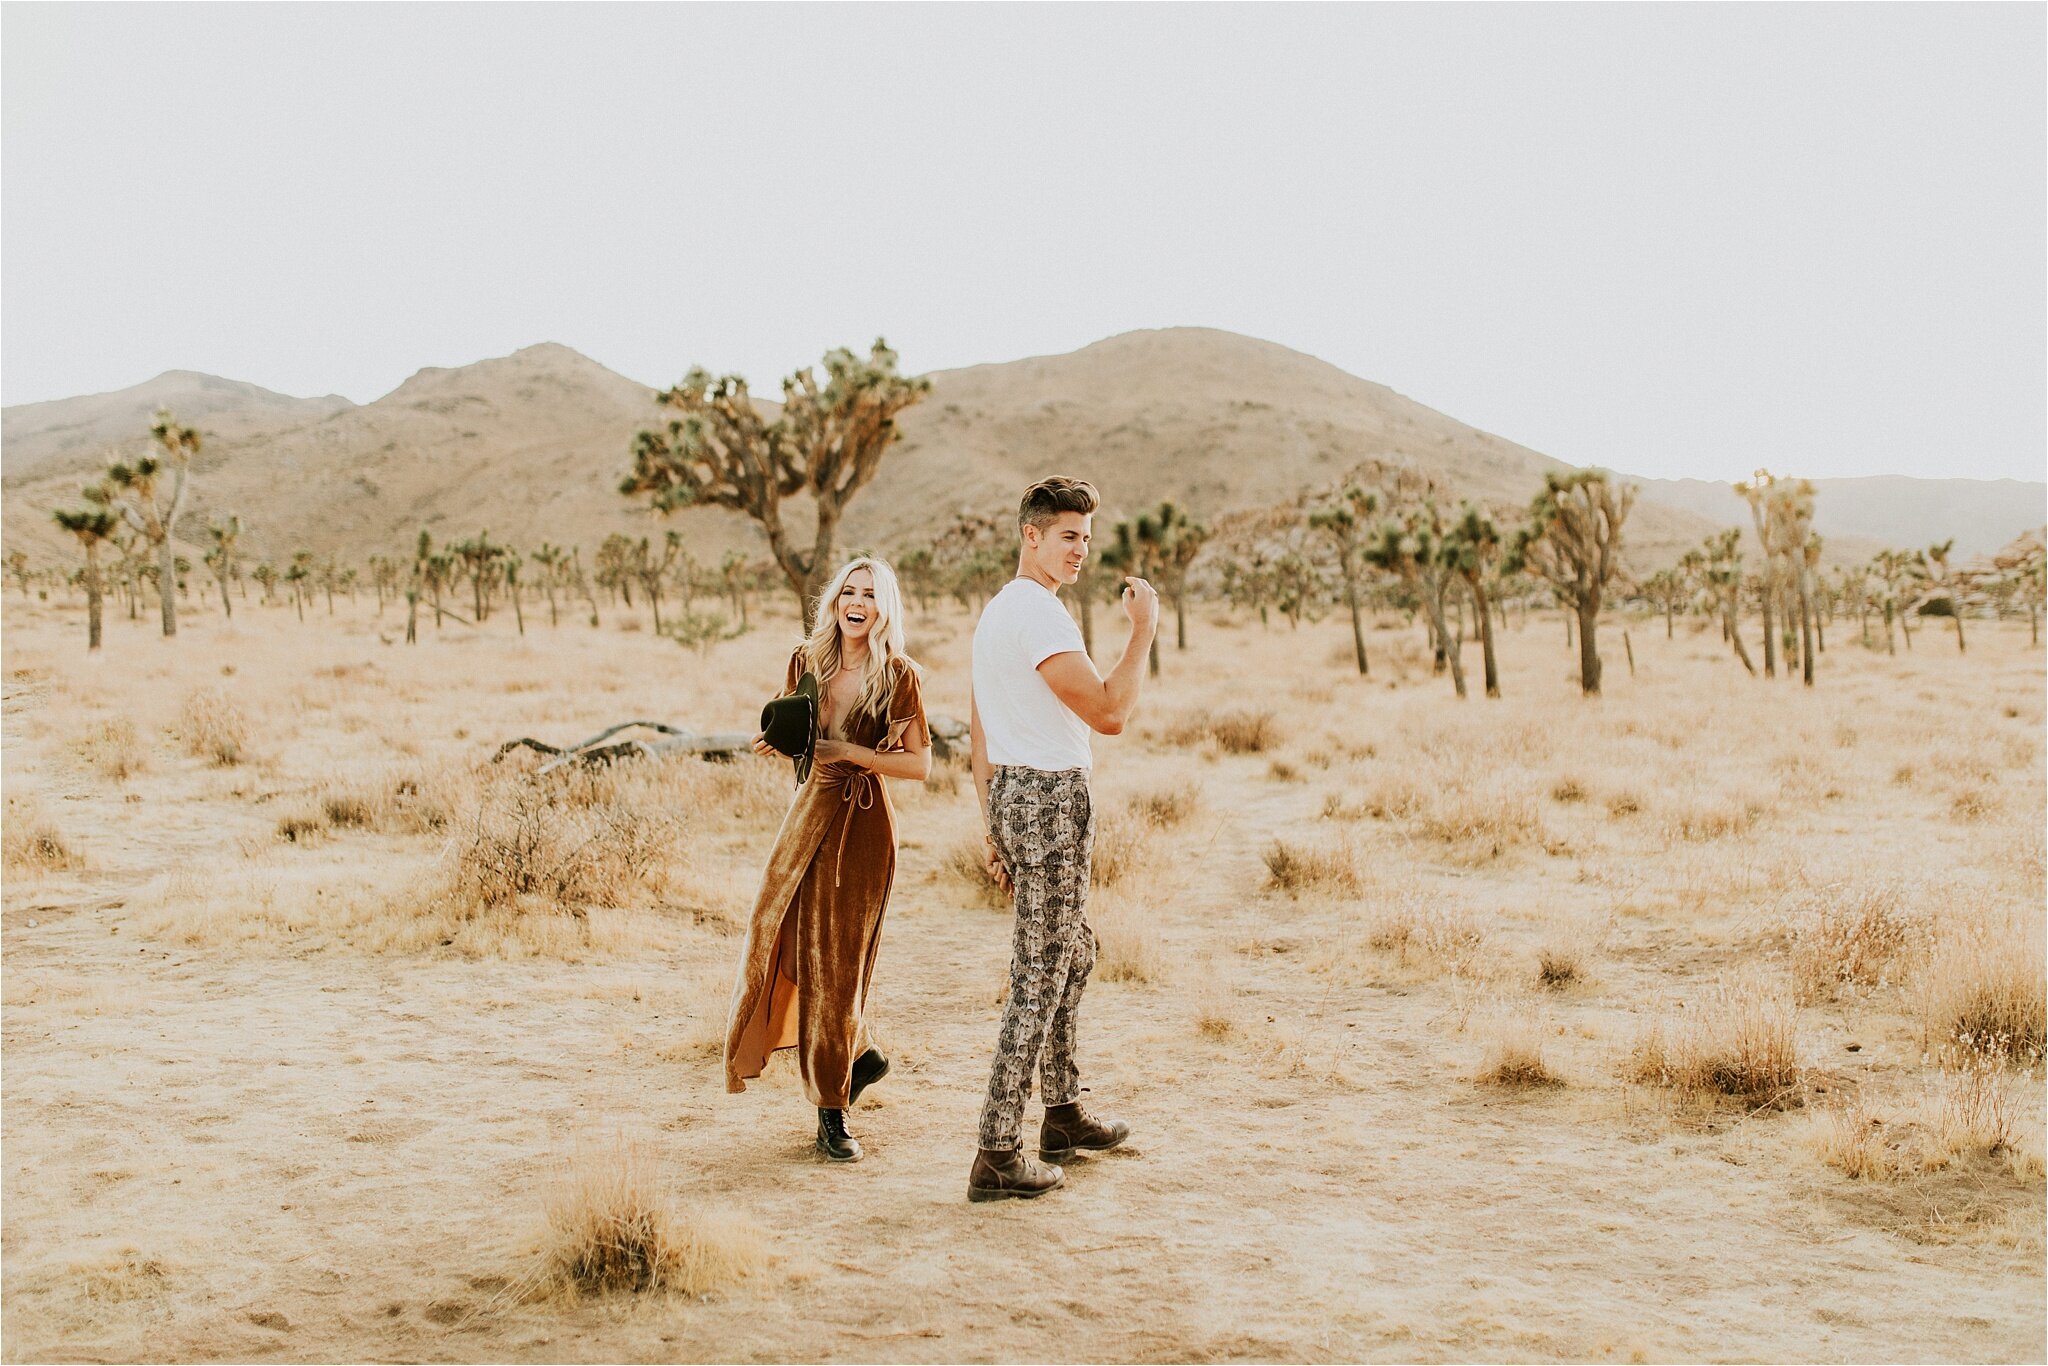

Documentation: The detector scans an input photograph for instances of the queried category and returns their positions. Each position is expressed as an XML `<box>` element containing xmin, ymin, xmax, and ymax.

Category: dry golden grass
<box><xmin>944</xmin><ymin>831</ymin><xmax>1012</xmax><ymax>909</ymax></box>
<box><xmin>1627</xmin><ymin>980</ymin><xmax>1804</xmax><ymax>1109</ymax></box>
<box><xmin>178</xmin><ymin>687</ymin><xmax>250</xmax><ymax>766</ymax></box>
<box><xmin>1917</xmin><ymin>907</ymin><xmax>2047</xmax><ymax>1061</ymax></box>
<box><xmin>1091</xmin><ymin>889</ymin><xmax>1166</xmax><ymax>985</ymax></box>
<box><xmin>1165</xmin><ymin>707</ymin><xmax>1279</xmax><ymax>754</ymax></box>
<box><xmin>526</xmin><ymin>1134</ymin><xmax>772</xmax><ymax>1299</ymax></box>
<box><xmin>1787</xmin><ymin>879</ymin><xmax>1918</xmax><ymax>1005</ymax></box>
<box><xmin>72</xmin><ymin>717</ymin><xmax>148</xmax><ymax>781</ymax></box>
<box><xmin>1475</xmin><ymin>1011</ymin><xmax>1564</xmax><ymax>1088</ymax></box>
<box><xmin>1262</xmin><ymin>836</ymin><xmax>1361</xmax><ymax>896</ymax></box>
<box><xmin>3</xmin><ymin>795</ymin><xmax>82</xmax><ymax>873</ymax></box>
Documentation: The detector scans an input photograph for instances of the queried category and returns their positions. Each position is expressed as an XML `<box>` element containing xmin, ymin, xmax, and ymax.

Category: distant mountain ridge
<box><xmin>3</xmin><ymin>330</ymin><xmax>2032</xmax><ymax>577</ymax></box>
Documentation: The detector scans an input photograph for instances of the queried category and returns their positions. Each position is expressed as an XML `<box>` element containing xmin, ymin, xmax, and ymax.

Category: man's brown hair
<box><xmin>1019</xmin><ymin>476</ymin><xmax>1099</xmax><ymax>532</ymax></box>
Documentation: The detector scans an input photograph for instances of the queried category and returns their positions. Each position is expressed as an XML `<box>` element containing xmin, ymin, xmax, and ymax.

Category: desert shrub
<box><xmin>1090</xmin><ymin>809</ymin><xmax>1148</xmax><ymax>888</ymax></box>
<box><xmin>1949</xmin><ymin>788</ymin><xmax>1995</xmax><ymax>821</ymax></box>
<box><xmin>1361</xmin><ymin>769</ymin><xmax>1429</xmax><ymax>821</ymax></box>
<box><xmin>1475</xmin><ymin>1015</ymin><xmax>1563</xmax><ymax>1089</ymax></box>
<box><xmin>1129</xmin><ymin>786</ymin><xmax>1197</xmax><ymax>828</ymax></box>
<box><xmin>1917</xmin><ymin>910</ymin><xmax>2046</xmax><ymax>1062</ymax></box>
<box><xmin>1656</xmin><ymin>797</ymin><xmax>1759</xmax><ymax>843</ymax></box>
<box><xmin>321</xmin><ymin>789</ymin><xmax>379</xmax><ymax>830</ymax></box>
<box><xmin>1191</xmin><ymin>981</ymin><xmax>1239</xmax><ymax>1040</ymax></box>
<box><xmin>945</xmin><ymin>833</ymin><xmax>1011</xmax><ymax>910</ymax></box>
<box><xmin>74</xmin><ymin>717</ymin><xmax>148</xmax><ymax>781</ymax></box>
<box><xmin>1935</xmin><ymin>1041</ymin><xmax>2019</xmax><ymax>1159</ymax></box>
<box><xmin>427</xmin><ymin>772</ymin><xmax>682</xmax><ymax>915</ymax></box>
<box><xmin>1263</xmin><ymin>838</ymin><xmax>1360</xmax><ymax>896</ymax></box>
<box><xmin>680</xmin><ymin>757</ymin><xmax>788</xmax><ymax>825</ymax></box>
<box><xmin>1536</xmin><ymin>936</ymin><xmax>1586</xmax><ymax>990</ymax></box>
<box><xmin>179</xmin><ymin>688</ymin><xmax>250</xmax><ymax>767</ymax></box>
<box><xmin>1808</xmin><ymin>1101</ymin><xmax>1909</xmax><ymax>1182</ymax></box>
<box><xmin>274</xmin><ymin>803</ymin><xmax>328</xmax><ymax>845</ymax></box>
<box><xmin>1626</xmin><ymin>981</ymin><xmax>1803</xmax><ymax>1108</ymax></box>
<box><xmin>1549</xmin><ymin>777</ymin><xmax>1588</xmax><ymax>804</ymax></box>
<box><xmin>1091</xmin><ymin>892</ymin><xmax>1166</xmax><ymax>985</ymax></box>
<box><xmin>1267</xmin><ymin>759</ymin><xmax>1300</xmax><ymax>782</ymax></box>
<box><xmin>1787</xmin><ymin>880</ymin><xmax>1918</xmax><ymax>1005</ymax></box>
<box><xmin>1604</xmin><ymin>789</ymin><xmax>1644</xmax><ymax>818</ymax></box>
<box><xmin>1165</xmin><ymin>708</ymin><xmax>1279</xmax><ymax>754</ymax></box>
<box><xmin>2</xmin><ymin>797</ymin><xmax>81</xmax><ymax>873</ymax></box>
<box><xmin>530</xmin><ymin>1134</ymin><xmax>770</xmax><ymax>1299</ymax></box>
<box><xmin>1415</xmin><ymin>783</ymin><xmax>1544</xmax><ymax>856</ymax></box>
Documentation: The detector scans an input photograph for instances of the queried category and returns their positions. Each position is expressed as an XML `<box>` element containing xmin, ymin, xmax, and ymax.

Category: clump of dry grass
<box><xmin>1787</xmin><ymin>880</ymin><xmax>1918</xmax><ymax>1005</ymax></box>
<box><xmin>1317</xmin><ymin>898</ymin><xmax>1487</xmax><ymax>984</ymax></box>
<box><xmin>528</xmin><ymin>1134</ymin><xmax>771</xmax><ymax>1299</ymax></box>
<box><xmin>1916</xmin><ymin>909</ymin><xmax>2046</xmax><ymax>1062</ymax></box>
<box><xmin>1128</xmin><ymin>785</ymin><xmax>1198</xmax><ymax>828</ymax></box>
<box><xmin>273</xmin><ymin>802</ymin><xmax>328</xmax><ymax>845</ymax></box>
<box><xmin>1090</xmin><ymin>890</ymin><xmax>1166</xmax><ymax>985</ymax></box>
<box><xmin>1414</xmin><ymin>782</ymin><xmax>1544</xmax><ymax>859</ymax></box>
<box><xmin>179</xmin><ymin>688</ymin><xmax>249</xmax><ymax>766</ymax></box>
<box><xmin>1948</xmin><ymin>788</ymin><xmax>1996</xmax><ymax>822</ymax></box>
<box><xmin>1474</xmin><ymin>1011</ymin><xmax>1564</xmax><ymax>1088</ymax></box>
<box><xmin>1656</xmin><ymin>796</ymin><xmax>1760</xmax><ymax>843</ymax></box>
<box><xmin>1626</xmin><ymin>981</ymin><xmax>1803</xmax><ymax>1109</ymax></box>
<box><xmin>74</xmin><ymin>717</ymin><xmax>148</xmax><ymax>781</ymax></box>
<box><xmin>444</xmin><ymin>775</ymin><xmax>680</xmax><ymax>911</ymax></box>
<box><xmin>3</xmin><ymin>796</ymin><xmax>82</xmax><ymax>874</ymax></box>
<box><xmin>1808</xmin><ymin>1101</ymin><xmax>1913</xmax><ymax>1182</ymax></box>
<box><xmin>1934</xmin><ymin>1041</ymin><xmax>2019</xmax><ymax>1160</ymax></box>
<box><xmin>1535</xmin><ymin>929</ymin><xmax>1589</xmax><ymax>990</ymax></box>
<box><xmin>1263</xmin><ymin>837</ymin><xmax>1361</xmax><ymax>896</ymax></box>
<box><xmin>1165</xmin><ymin>708</ymin><xmax>1279</xmax><ymax>754</ymax></box>
<box><xmin>1090</xmin><ymin>809</ymin><xmax>1149</xmax><ymax>888</ymax></box>
<box><xmin>945</xmin><ymin>832</ymin><xmax>1012</xmax><ymax>909</ymax></box>
<box><xmin>1604</xmin><ymin>789</ymin><xmax>1644</xmax><ymax>818</ymax></box>
<box><xmin>1549</xmin><ymin>776</ymin><xmax>1588</xmax><ymax>804</ymax></box>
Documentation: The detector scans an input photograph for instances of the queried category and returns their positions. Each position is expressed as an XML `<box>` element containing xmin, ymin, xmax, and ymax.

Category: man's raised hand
<box><xmin>1122</xmin><ymin>576</ymin><xmax>1161</xmax><ymax>634</ymax></box>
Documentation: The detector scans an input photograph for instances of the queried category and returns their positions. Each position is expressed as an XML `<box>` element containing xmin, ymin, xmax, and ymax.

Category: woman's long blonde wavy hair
<box><xmin>801</xmin><ymin>557</ymin><xmax>916</xmax><ymax>731</ymax></box>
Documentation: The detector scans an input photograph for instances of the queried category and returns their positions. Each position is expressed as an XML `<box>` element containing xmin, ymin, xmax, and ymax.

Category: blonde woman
<box><xmin>724</xmin><ymin>557</ymin><xmax>931</xmax><ymax>1162</ymax></box>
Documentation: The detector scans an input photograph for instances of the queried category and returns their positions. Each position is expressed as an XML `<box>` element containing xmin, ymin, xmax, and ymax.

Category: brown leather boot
<box><xmin>966</xmin><ymin>1147</ymin><xmax>1063</xmax><ymax>1203</ymax></box>
<box><xmin>1039</xmin><ymin>1101</ymin><xmax>1129</xmax><ymax>1162</ymax></box>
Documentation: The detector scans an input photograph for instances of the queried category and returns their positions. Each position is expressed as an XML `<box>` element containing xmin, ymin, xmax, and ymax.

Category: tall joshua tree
<box><xmin>1442</xmin><ymin>504</ymin><xmax>1504</xmax><ymax>698</ymax></box>
<box><xmin>102</xmin><ymin>409</ymin><xmax>201</xmax><ymax>637</ymax></box>
<box><xmin>1150</xmin><ymin>502</ymin><xmax>1209</xmax><ymax>653</ymax></box>
<box><xmin>52</xmin><ymin>486</ymin><xmax>119</xmax><ymax>650</ymax></box>
<box><xmin>1364</xmin><ymin>499</ymin><xmax>1468</xmax><ymax>698</ymax></box>
<box><xmin>1506</xmin><ymin>470</ymin><xmax>1635</xmax><ymax>697</ymax></box>
<box><xmin>622</xmin><ymin>340</ymin><xmax>931</xmax><ymax>630</ymax></box>
<box><xmin>1099</xmin><ymin>517</ymin><xmax>1164</xmax><ymax>676</ymax></box>
<box><xmin>1309</xmin><ymin>485</ymin><xmax>1379</xmax><ymax>677</ymax></box>
<box><xmin>530</xmin><ymin>543</ymin><xmax>566</xmax><ymax>627</ymax></box>
<box><xmin>204</xmin><ymin>515</ymin><xmax>242</xmax><ymax>621</ymax></box>
<box><xmin>1924</xmin><ymin>539</ymin><xmax>1965</xmax><ymax>653</ymax></box>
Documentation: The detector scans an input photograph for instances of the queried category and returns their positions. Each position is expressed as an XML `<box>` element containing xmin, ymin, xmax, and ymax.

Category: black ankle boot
<box><xmin>816</xmin><ymin>1107</ymin><xmax>863</xmax><ymax>1163</ymax></box>
<box><xmin>849</xmin><ymin>1047</ymin><xmax>890</xmax><ymax>1106</ymax></box>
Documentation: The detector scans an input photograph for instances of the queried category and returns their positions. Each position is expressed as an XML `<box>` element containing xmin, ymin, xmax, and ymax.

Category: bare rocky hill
<box><xmin>6</xmin><ymin>327</ymin><xmax>2023</xmax><ymax>575</ymax></box>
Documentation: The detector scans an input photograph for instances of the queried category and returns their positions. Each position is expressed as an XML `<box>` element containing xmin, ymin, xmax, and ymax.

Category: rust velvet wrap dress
<box><xmin>723</xmin><ymin>649</ymin><xmax>928</xmax><ymax>1108</ymax></box>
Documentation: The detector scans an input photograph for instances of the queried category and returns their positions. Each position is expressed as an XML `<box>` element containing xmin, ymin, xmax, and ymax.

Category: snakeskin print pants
<box><xmin>977</xmin><ymin>766</ymin><xmax>1098</xmax><ymax>1151</ymax></box>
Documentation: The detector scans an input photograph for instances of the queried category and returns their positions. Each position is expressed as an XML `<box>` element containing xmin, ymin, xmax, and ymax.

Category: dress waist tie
<box><xmin>827</xmin><ymin>768</ymin><xmax>879</xmax><ymax>889</ymax></box>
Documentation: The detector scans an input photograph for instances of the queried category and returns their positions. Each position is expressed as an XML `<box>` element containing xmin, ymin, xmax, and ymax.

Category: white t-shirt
<box><xmin>972</xmin><ymin>578</ymin><xmax>1094</xmax><ymax>772</ymax></box>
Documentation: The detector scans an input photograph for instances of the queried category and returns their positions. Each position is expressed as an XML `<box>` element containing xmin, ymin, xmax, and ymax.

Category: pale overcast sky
<box><xmin>3</xmin><ymin>3</ymin><xmax>2041</xmax><ymax>482</ymax></box>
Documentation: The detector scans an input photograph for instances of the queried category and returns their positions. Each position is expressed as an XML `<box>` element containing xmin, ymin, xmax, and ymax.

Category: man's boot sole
<box><xmin>1039</xmin><ymin>1134</ymin><xmax>1128</xmax><ymax>1163</ymax></box>
<box><xmin>967</xmin><ymin>1176</ymin><xmax>1062</xmax><ymax>1203</ymax></box>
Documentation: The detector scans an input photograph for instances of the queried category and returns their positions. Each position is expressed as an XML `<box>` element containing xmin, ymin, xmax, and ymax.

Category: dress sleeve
<box><xmin>782</xmin><ymin>646</ymin><xmax>806</xmax><ymax>697</ymax></box>
<box><xmin>878</xmin><ymin>663</ymin><xmax>930</xmax><ymax>754</ymax></box>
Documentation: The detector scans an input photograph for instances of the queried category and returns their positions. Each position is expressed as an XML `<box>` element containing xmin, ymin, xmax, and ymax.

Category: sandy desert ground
<box><xmin>2</xmin><ymin>587</ymin><xmax>2043</xmax><ymax>1363</ymax></box>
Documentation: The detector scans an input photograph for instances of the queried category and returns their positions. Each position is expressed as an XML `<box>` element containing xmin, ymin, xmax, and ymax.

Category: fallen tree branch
<box><xmin>493</xmin><ymin>714</ymin><xmax>970</xmax><ymax>771</ymax></box>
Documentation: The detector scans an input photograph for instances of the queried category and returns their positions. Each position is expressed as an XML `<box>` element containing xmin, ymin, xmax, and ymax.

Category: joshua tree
<box><xmin>1923</xmin><ymin>539</ymin><xmax>1965</xmax><ymax>653</ymax></box>
<box><xmin>1869</xmin><ymin>548</ymin><xmax>1923</xmax><ymax>654</ymax></box>
<box><xmin>451</xmin><ymin>531</ymin><xmax>512</xmax><ymax>623</ymax></box>
<box><xmin>284</xmin><ymin>551</ymin><xmax>313</xmax><ymax>621</ymax></box>
<box><xmin>503</xmin><ymin>554</ymin><xmax>526</xmax><ymax>636</ymax></box>
<box><xmin>1309</xmin><ymin>485</ymin><xmax>1379</xmax><ymax>676</ymax></box>
<box><xmin>895</xmin><ymin>545</ymin><xmax>939</xmax><ymax>616</ymax></box>
<box><xmin>1505</xmin><ymin>470</ymin><xmax>1635</xmax><ymax>697</ymax></box>
<box><xmin>1098</xmin><ymin>518</ymin><xmax>1163</xmax><ymax>676</ymax></box>
<box><xmin>633</xmin><ymin>532</ymin><xmax>684</xmax><ymax>633</ymax></box>
<box><xmin>52</xmin><ymin>486</ymin><xmax>119</xmax><ymax>649</ymax></box>
<box><xmin>1993</xmin><ymin>538</ymin><xmax>2045</xmax><ymax>645</ymax></box>
<box><xmin>1694</xmin><ymin>530</ymin><xmax>1757</xmax><ymax>673</ymax></box>
<box><xmin>1365</xmin><ymin>499</ymin><xmax>1468</xmax><ymax>697</ymax></box>
<box><xmin>97</xmin><ymin>409</ymin><xmax>201</xmax><ymax>638</ymax></box>
<box><xmin>719</xmin><ymin>548</ymin><xmax>753</xmax><ymax>629</ymax></box>
<box><xmin>622</xmin><ymin>340</ymin><xmax>931</xmax><ymax>630</ymax></box>
<box><xmin>595</xmin><ymin>534</ymin><xmax>636</xmax><ymax>608</ymax></box>
<box><xmin>1642</xmin><ymin>566</ymin><xmax>1691</xmax><ymax>640</ymax></box>
<box><xmin>1149</xmin><ymin>502</ymin><xmax>1210</xmax><ymax>652</ymax></box>
<box><xmin>933</xmin><ymin>512</ymin><xmax>1012</xmax><ymax>610</ymax></box>
<box><xmin>529</xmin><ymin>543</ymin><xmax>566</xmax><ymax>627</ymax></box>
<box><xmin>200</xmin><ymin>515</ymin><xmax>243</xmax><ymax>621</ymax></box>
<box><xmin>1442</xmin><ymin>504</ymin><xmax>1505</xmax><ymax>698</ymax></box>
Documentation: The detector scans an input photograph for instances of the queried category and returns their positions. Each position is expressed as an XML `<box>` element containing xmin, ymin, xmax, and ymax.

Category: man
<box><xmin>966</xmin><ymin>476</ymin><xmax>1160</xmax><ymax>1203</ymax></box>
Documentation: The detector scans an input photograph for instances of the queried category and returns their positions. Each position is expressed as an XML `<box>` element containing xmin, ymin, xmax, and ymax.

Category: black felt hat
<box><xmin>760</xmin><ymin>671</ymin><xmax>820</xmax><ymax>785</ymax></box>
